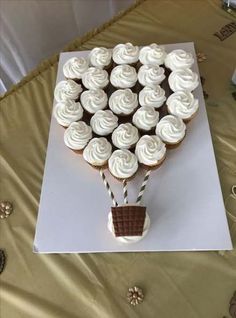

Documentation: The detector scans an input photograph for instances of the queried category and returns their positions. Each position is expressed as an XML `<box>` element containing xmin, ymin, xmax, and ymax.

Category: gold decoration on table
<box><xmin>0</xmin><ymin>201</ymin><xmax>13</xmax><ymax>219</ymax></box>
<box><xmin>229</xmin><ymin>291</ymin><xmax>236</xmax><ymax>318</ymax></box>
<box><xmin>127</xmin><ymin>286</ymin><xmax>144</xmax><ymax>306</ymax></box>
<box><xmin>197</xmin><ymin>52</ymin><xmax>207</xmax><ymax>62</ymax></box>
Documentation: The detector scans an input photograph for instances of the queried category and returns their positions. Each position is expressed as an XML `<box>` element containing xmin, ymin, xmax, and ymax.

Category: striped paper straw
<box><xmin>99</xmin><ymin>169</ymin><xmax>118</xmax><ymax>207</ymax></box>
<box><xmin>136</xmin><ymin>170</ymin><xmax>151</xmax><ymax>205</ymax></box>
<box><xmin>123</xmin><ymin>179</ymin><xmax>128</xmax><ymax>204</ymax></box>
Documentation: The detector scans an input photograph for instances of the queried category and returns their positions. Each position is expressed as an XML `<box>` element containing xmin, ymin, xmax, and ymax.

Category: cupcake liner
<box><xmin>165</xmin><ymin>133</ymin><xmax>186</xmax><ymax>149</ymax></box>
<box><xmin>141</xmin><ymin>155</ymin><xmax>166</xmax><ymax>171</ymax></box>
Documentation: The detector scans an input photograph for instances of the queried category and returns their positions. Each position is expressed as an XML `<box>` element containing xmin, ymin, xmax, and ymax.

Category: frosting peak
<box><xmin>165</xmin><ymin>49</ymin><xmax>194</xmax><ymax>71</ymax></box>
<box><xmin>156</xmin><ymin>115</ymin><xmax>186</xmax><ymax>144</ymax></box>
<box><xmin>139</xmin><ymin>44</ymin><xmax>167</xmax><ymax>65</ymax></box>
<box><xmin>83</xmin><ymin>137</ymin><xmax>112</xmax><ymax>166</ymax></box>
<box><xmin>168</xmin><ymin>68</ymin><xmax>199</xmax><ymax>92</ymax></box>
<box><xmin>113</xmin><ymin>43</ymin><xmax>139</xmax><ymax>64</ymax></box>
<box><xmin>54</xmin><ymin>80</ymin><xmax>82</xmax><ymax>102</ymax></box>
<box><xmin>112</xmin><ymin>123</ymin><xmax>139</xmax><ymax>149</ymax></box>
<box><xmin>108</xmin><ymin>149</ymin><xmax>138</xmax><ymax>179</ymax></box>
<box><xmin>54</xmin><ymin>99</ymin><xmax>83</xmax><ymax>127</ymax></box>
<box><xmin>110</xmin><ymin>65</ymin><xmax>137</xmax><ymax>88</ymax></box>
<box><xmin>89</xmin><ymin>47</ymin><xmax>112</xmax><ymax>69</ymax></box>
<box><xmin>82</xmin><ymin>67</ymin><xmax>109</xmax><ymax>90</ymax></box>
<box><xmin>138</xmin><ymin>65</ymin><xmax>165</xmax><ymax>87</ymax></box>
<box><xmin>109</xmin><ymin>89</ymin><xmax>138</xmax><ymax>115</ymax></box>
<box><xmin>139</xmin><ymin>85</ymin><xmax>166</xmax><ymax>108</ymax></box>
<box><xmin>90</xmin><ymin>110</ymin><xmax>118</xmax><ymax>136</ymax></box>
<box><xmin>63</xmin><ymin>57</ymin><xmax>89</xmax><ymax>79</ymax></box>
<box><xmin>64</xmin><ymin>121</ymin><xmax>92</xmax><ymax>150</ymax></box>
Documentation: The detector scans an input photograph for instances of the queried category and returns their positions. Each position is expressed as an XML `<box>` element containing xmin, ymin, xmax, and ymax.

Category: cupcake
<box><xmin>108</xmin><ymin>149</ymin><xmax>138</xmax><ymax>180</ymax></box>
<box><xmin>110</xmin><ymin>65</ymin><xmax>137</xmax><ymax>89</ymax></box>
<box><xmin>155</xmin><ymin>115</ymin><xmax>186</xmax><ymax>147</ymax></box>
<box><xmin>63</xmin><ymin>57</ymin><xmax>89</xmax><ymax>82</ymax></box>
<box><xmin>83</xmin><ymin>137</ymin><xmax>112</xmax><ymax>168</ymax></box>
<box><xmin>139</xmin><ymin>85</ymin><xmax>166</xmax><ymax>108</ymax></box>
<box><xmin>109</xmin><ymin>89</ymin><xmax>138</xmax><ymax>116</ymax></box>
<box><xmin>139</xmin><ymin>43</ymin><xmax>167</xmax><ymax>66</ymax></box>
<box><xmin>135</xmin><ymin>135</ymin><xmax>166</xmax><ymax>169</ymax></box>
<box><xmin>53</xmin><ymin>99</ymin><xmax>84</xmax><ymax>128</ymax></box>
<box><xmin>64</xmin><ymin>121</ymin><xmax>92</xmax><ymax>153</ymax></box>
<box><xmin>90</xmin><ymin>110</ymin><xmax>118</xmax><ymax>136</ymax></box>
<box><xmin>132</xmin><ymin>106</ymin><xmax>159</xmax><ymax>132</ymax></box>
<box><xmin>138</xmin><ymin>65</ymin><xmax>165</xmax><ymax>87</ymax></box>
<box><xmin>80</xmin><ymin>89</ymin><xmax>108</xmax><ymax>114</ymax></box>
<box><xmin>166</xmin><ymin>91</ymin><xmax>199</xmax><ymax>122</ymax></box>
<box><xmin>89</xmin><ymin>47</ymin><xmax>112</xmax><ymax>70</ymax></box>
<box><xmin>112</xmin><ymin>43</ymin><xmax>139</xmax><ymax>66</ymax></box>
<box><xmin>112</xmin><ymin>123</ymin><xmax>139</xmax><ymax>149</ymax></box>
<box><xmin>54</xmin><ymin>80</ymin><xmax>83</xmax><ymax>102</ymax></box>
<box><xmin>164</xmin><ymin>49</ymin><xmax>194</xmax><ymax>71</ymax></box>
<box><xmin>168</xmin><ymin>68</ymin><xmax>199</xmax><ymax>92</ymax></box>
<box><xmin>82</xmin><ymin>67</ymin><xmax>109</xmax><ymax>90</ymax></box>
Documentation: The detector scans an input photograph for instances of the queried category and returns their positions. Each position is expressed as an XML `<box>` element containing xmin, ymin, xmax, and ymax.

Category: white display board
<box><xmin>33</xmin><ymin>42</ymin><xmax>232</xmax><ymax>253</ymax></box>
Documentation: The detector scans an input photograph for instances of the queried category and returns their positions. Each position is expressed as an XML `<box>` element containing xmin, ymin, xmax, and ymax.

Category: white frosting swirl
<box><xmin>53</xmin><ymin>99</ymin><xmax>83</xmax><ymax>127</ymax></box>
<box><xmin>90</xmin><ymin>110</ymin><xmax>118</xmax><ymax>136</ymax></box>
<box><xmin>109</xmin><ymin>89</ymin><xmax>138</xmax><ymax>115</ymax></box>
<box><xmin>54</xmin><ymin>80</ymin><xmax>82</xmax><ymax>102</ymax></box>
<box><xmin>165</xmin><ymin>49</ymin><xmax>194</xmax><ymax>71</ymax></box>
<box><xmin>112</xmin><ymin>123</ymin><xmax>139</xmax><ymax>149</ymax></box>
<box><xmin>80</xmin><ymin>89</ymin><xmax>108</xmax><ymax>114</ymax></box>
<box><xmin>89</xmin><ymin>47</ymin><xmax>112</xmax><ymax>69</ymax></box>
<box><xmin>139</xmin><ymin>43</ymin><xmax>167</xmax><ymax>65</ymax></box>
<box><xmin>110</xmin><ymin>65</ymin><xmax>137</xmax><ymax>88</ymax></box>
<box><xmin>156</xmin><ymin>115</ymin><xmax>186</xmax><ymax>144</ymax></box>
<box><xmin>167</xmin><ymin>91</ymin><xmax>199</xmax><ymax>120</ymax></box>
<box><xmin>132</xmin><ymin>106</ymin><xmax>159</xmax><ymax>131</ymax></box>
<box><xmin>63</xmin><ymin>57</ymin><xmax>89</xmax><ymax>79</ymax></box>
<box><xmin>64</xmin><ymin>121</ymin><xmax>92</xmax><ymax>150</ymax></box>
<box><xmin>83</xmin><ymin>137</ymin><xmax>112</xmax><ymax>166</ymax></box>
<box><xmin>108</xmin><ymin>210</ymin><xmax>150</xmax><ymax>243</ymax></box>
<box><xmin>168</xmin><ymin>68</ymin><xmax>199</xmax><ymax>92</ymax></box>
<box><xmin>138</xmin><ymin>65</ymin><xmax>165</xmax><ymax>87</ymax></box>
<box><xmin>139</xmin><ymin>85</ymin><xmax>166</xmax><ymax>108</ymax></box>
<box><xmin>135</xmin><ymin>135</ymin><xmax>166</xmax><ymax>166</ymax></box>
<box><xmin>108</xmin><ymin>149</ymin><xmax>138</xmax><ymax>179</ymax></box>
<box><xmin>112</xmin><ymin>43</ymin><xmax>139</xmax><ymax>64</ymax></box>
<box><xmin>82</xmin><ymin>67</ymin><xmax>109</xmax><ymax>90</ymax></box>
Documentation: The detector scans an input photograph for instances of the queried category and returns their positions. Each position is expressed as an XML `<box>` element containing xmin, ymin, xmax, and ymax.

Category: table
<box><xmin>1</xmin><ymin>1</ymin><xmax>236</xmax><ymax>317</ymax></box>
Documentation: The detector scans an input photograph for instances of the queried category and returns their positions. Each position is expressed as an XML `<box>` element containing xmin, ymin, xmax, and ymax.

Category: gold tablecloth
<box><xmin>1</xmin><ymin>1</ymin><xmax>236</xmax><ymax>317</ymax></box>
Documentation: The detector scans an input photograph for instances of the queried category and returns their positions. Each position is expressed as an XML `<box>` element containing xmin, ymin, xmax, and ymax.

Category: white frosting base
<box><xmin>110</xmin><ymin>65</ymin><xmax>137</xmax><ymax>88</ymax></box>
<box><xmin>112</xmin><ymin>43</ymin><xmax>139</xmax><ymax>64</ymax></box>
<box><xmin>167</xmin><ymin>91</ymin><xmax>199</xmax><ymax>120</ymax></box>
<box><xmin>54</xmin><ymin>80</ymin><xmax>82</xmax><ymax>102</ymax></box>
<box><xmin>54</xmin><ymin>99</ymin><xmax>83</xmax><ymax>127</ymax></box>
<box><xmin>168</xmin><ymin>68</ymin><xmax>199</xmax><ymax>92</ymax></box>
<box><xmin>138</xmin><ymin>65</ymin><xmax>165</xmax><ymax>87</ymax></box>
<box><xmin>80</xmin><ymin>89</ymin><xmax>108</xmax><ymax>114</ymax></box>
<box><xmin>165</xmin><ymin>49</ymin><xmax>194</xmax><ymax>71</ymax></box>
<box><xmin>64</xmin><ymin>121</ymin><xmax>92</xmax><ymax>150</ymax></box>
<box><xmin>108</xmin><ymin>210</ymin><xmax>150</xmax><ymax>244</ymax></box>
<box><xmin>112</xmin><ymin>123</ymin><xmax>139</xmax><ymax>149</ymax></box>
<box><xmin>82</xmin><ymin>67</ymin><xmax>109</xmax><ymax>90</ymax></box>
<box><xmin>63</xmin><ymin>57</ymin><xmax>89</xmax><ymax>79</ymax></box>
<box><xmin>139</xmin><ymin>85</ymin><xmax>166</xmax><ymax>108</ymax></box>
<box><xmin>83</xmin><ymin>137</ymin><xmax>112</xmax><ymax>166</ymax></box>
<box><xmin>89</xmin><ymin>47</ymin><xmax>112</xmax><ymax>69</ymax></box>
<box><xmin>156</xmin><ymin>115</ymin><xmax>186</xmax><ymax>144</ymax></box>
<box><xmin>108</xmin><ymin>149</ymin><xmax>138</xmax><ymax>179</ymax></box>
<box><xmin>90</xmin><ymin>110</ymin><xmax>118</xmax><ymax>136</ymax></box>
<box><xmin>132</xmin><ymin>106</ymin><xmax>159</xmax><ymax>131</ymax></box>
<box><xmin>139</xmin><ymin>43</ymin><xmax>166</xmax><ymax>65</ymax></box>
<box><xmin>109</xmin><ymin>89</ymin><xmax>138</xmax><ymax>115</ymax></box>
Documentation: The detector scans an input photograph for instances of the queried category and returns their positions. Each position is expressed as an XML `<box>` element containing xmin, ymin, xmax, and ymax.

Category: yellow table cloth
<box><xmin>1</xmin><ymin>1</ymin><xmax>236</xmax><ymax>317</ymax></box>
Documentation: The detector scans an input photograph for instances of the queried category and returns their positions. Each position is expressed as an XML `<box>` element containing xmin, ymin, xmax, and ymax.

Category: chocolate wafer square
<box><xmin>111</xmin><ymin>205</ymin><xmax>146</xmax><ymax>237</ymax></box>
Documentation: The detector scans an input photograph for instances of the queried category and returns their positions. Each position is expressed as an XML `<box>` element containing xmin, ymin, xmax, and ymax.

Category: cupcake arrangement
<box><xmin>53</xmin><ymin>43</ymin><xmax>200</xmax><ymax>243</ymax></box>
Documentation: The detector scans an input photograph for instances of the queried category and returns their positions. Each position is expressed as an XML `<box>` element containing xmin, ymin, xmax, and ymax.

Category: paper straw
<box><xmin>123</xmin><ymin>179</ymin><xmax>128</xmax><ymax>204</ymax></box>
<box><xmin>136</xmin><ymin>170</ymin><xmax>151</xmax><ymax>205</ymax></box>
<box><xmin>99</xmin><ymin>169</ymin><xmax>118</xmax><ymax>207</ymax></box>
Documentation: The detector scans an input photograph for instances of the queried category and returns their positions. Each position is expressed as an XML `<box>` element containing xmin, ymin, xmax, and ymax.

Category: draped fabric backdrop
<box><xmin>0</xmin><ymin>0</ymin><xmax>133</xmax><ymax>95</ymax></box>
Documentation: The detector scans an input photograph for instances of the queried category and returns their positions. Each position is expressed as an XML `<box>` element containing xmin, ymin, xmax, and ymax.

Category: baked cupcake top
<box><xmin>90</xmin><ymin>110</ymin><xmax>118</xmax><ymax>136</ymax></box>
<box><xmin>54</xmin><ymin>80</ymin><xmax>82</xmax><ymax>102</ymax></box>
<box><xmin>82</xmin><ymin>67</ymin><xmax>109</xmax><ymax>90</ymax></box>
<box><xmin>139</xmin><ymin>85</ymin><xmax>166</xmax><ymax>108</ymax></box>
<box><xmin>132</xmin><ymin>106</ymin><xmax>159</xmax><ymax>131</ymax></box>
<box><xmin>108</xmin><ymin>149</ymin><xmax>138</xmax><ymax>179</ymax></box>
<box><xmin>139</xmin><ymin>44</ymin><xmax>167</xmax><ymax>65</ymax></box>
<box><xmin>54</xmin><ymin>99</ymin><xmax>83</xmax><ymax>127</ymax></box>
<box><xmin>166</xmin><ymin>91</ymin><xmax>199</xmax><ymax>120</ymax></box>
<box><xmin>138</xmin><ymin>65</ymin><xmax>165</xmax><ymax>87</ymax></box>
<box><xmin>112</xmin><ymin>123</ymin><xmax>139</xmax><ymax>149</ymax></box>
<box><xmin>112</xmin><ymin>43</ymin><xmax>139</xmax><ymax>64</ymax></box>
<box><xmin>83</xmin><ymin>137</ymin><xmax>112</xmax><ymax>166</ymax></box>
<box><xmin>156</xmin><ymin>115</ymin><xmax>186</xmax><ymax>144</ymax></box>
<box><xmin>89</xmin><ymin>47</ymin><xmax>112</xmax><ymax>69</ymax></box>
<box><xmin>110</xmin><ymin>65</ymin><xmax>137</xmax><ymax>88</ymax></box>
<box><xmin>64</xmin><ymin>121</ymin><xmax>92</xmax><ymax>150</ymax></box>
<box><xmin>109</xmin><ymin>89</ymin><xmax>138</xmax><ymax>115</ymax></box>
<box><xmin>168</xmin><ymin>68</ymin><xmax>199</xmax><ymax>92</ymax></box>
<box><xmin>165</xmin><ymin>49</ymin><xmax>194</xmax><ymax>71</ymax></box>
<box><xmin>80</xmin><ymin>89</ymin><xmax>108</xmax><ymax>114</ymax></box>
<box><xmin>135</xmin><ymin>135</ymin><xmax>166</xmax><ymax>166</ymax></box>
<box><xmin>63</xmin><ymin>57</ymin><xmax>89</xmax><ymax>79</ymax></box>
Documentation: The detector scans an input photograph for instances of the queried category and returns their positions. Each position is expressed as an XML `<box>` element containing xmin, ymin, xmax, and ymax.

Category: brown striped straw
<box><xmin>123</xmin><ymin>179</ymin><xmax>128</xmax><ymax>204</ymax></box>
<box><xmin>136</xmin><ymin>170</ymin><xmax>151</xmax><ymax>205</ymax></box>
<box><xmin>99</xmin><ymin>169</ymin><xmax>118</xmax><ymax>207</ymax></box>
